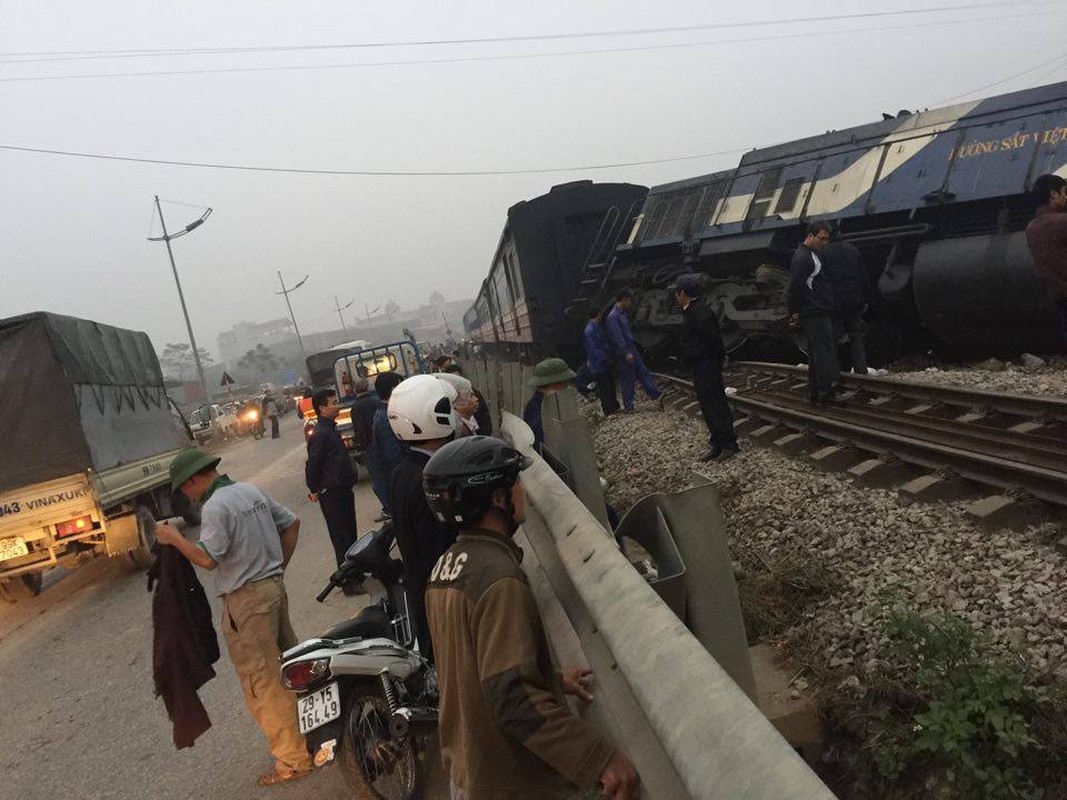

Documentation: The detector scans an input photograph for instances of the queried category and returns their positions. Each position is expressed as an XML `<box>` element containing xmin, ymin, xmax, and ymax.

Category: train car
<box><xmin>576</xmin><ymin>81</ymin><xmax>1067</xmax><ymax>362</ymax></box>
<box><xmin>464</xmin><ymin>180</ymin><xmax>649</xmax><ymax>363</ymax></box>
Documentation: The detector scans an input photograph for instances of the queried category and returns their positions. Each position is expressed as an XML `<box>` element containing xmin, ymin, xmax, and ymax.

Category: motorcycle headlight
<box><xmin>282</xmin><ymin>657</ymin><xmax>331</xmax><ymax>690</ymax></box>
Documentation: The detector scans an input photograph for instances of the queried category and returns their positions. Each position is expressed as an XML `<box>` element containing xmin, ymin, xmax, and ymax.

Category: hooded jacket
<box><xmin>788</xmin><ymin>244</ymin><xmax>836</xmax><ymax>316</ymax></box>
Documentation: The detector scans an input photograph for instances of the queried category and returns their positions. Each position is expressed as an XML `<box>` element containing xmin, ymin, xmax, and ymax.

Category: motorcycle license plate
<box><xmin>298</xmin><ymin>681</ymin><xmax>341</xmax><ymax>734</ymax></box>
<box><xmin>0</xmin><ymin>537</ymin><xmax>29</xmax><ymax>561</ymax></box>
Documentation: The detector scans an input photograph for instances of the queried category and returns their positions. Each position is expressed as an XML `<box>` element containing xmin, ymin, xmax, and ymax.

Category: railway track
<box><xmin>653</xmin><ymin>362</ymin><xmax>1067</xmax><ymax>515</ymax></box>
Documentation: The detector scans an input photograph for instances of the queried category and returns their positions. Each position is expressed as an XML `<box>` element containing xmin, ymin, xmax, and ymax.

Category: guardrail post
<box><xmin>541</xmin><ymin>388</ymin><xmax>611</xmax><ymax>530</ymax></box>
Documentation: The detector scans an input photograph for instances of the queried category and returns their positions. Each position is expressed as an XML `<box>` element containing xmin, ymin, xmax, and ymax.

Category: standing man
<box><xmin>822</xmin><ymin>231</ymin><xmax>874</xmax><ymax>375</ymax></box>
<box><xmin>366</xmin><ymin>371</ymin><xmax>405</xmax><ymax>522</ymax></box>
<box><xmin>305</xmin><ymin>388</ymin><xmax>358</xmax><ymax>576</ymax></box>
<box><xmin>605</xmin><ymin>289</ymin><xmax>663</xmax><ymax>412</ymax></box>
<box><xmin>789</xmin><ymin>222</ymin><xmax>841</xmax><ymax>406</ymax></box>
<box><xmin>423</xmin><ymin>436</ymin><xmax>641</xmax><ymax>800</ymax></box>
<box><xmin>262</xmin><ymin>389</ymin><xmax>282</xmax><ymax>439</ymax></box>
<box><xmin>672</xmin><ymin>274</ymin><xmax>739</xmax><ymax>462</ymax></box>
<box><xmin>386</xmin><ymin>374</ymin><xmax>460</xmax><ymax>664</ymax></box>
<box><xmin>154</xmin><ymin>449</ymin><xmax>312</xmax><ymax>788</ymax></box>
<box><xmin>348</xmin><ymin>376</ymin><xmax>378</xmax><ymax>455</ymax></box>
<box><xmin>583</xmin><ymin>306</ymin><xmax>620</xmax><ymax>416</ymax></box>
<box><xmin>1025</xmin><ymin>173</ymin><xmax>1067</xmax><ymax>341</ymax></box>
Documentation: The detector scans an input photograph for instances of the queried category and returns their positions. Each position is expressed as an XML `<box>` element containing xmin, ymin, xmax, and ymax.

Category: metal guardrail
<box><xmin>501</xmin><ymin>410</ymin><xmax>835</xmax><ymax>799</ymax></box>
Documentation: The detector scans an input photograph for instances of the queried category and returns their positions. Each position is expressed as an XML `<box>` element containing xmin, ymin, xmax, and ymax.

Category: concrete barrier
<box><xmin>502</xmin><ymin>412</ymin><xmax>834</xmax><ymax>799</ymax></box>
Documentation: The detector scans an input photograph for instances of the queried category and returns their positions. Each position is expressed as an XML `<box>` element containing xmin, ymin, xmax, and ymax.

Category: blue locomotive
<box><xmin>468</xmin><ymin>81</ymin><xmax>1067</xmax><ymax>364</ymax></box>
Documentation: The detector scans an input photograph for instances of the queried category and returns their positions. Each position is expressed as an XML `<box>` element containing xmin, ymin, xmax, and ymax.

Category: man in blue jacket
<box><xmin>605</xmin><ymin>289</ymin><xmax>662</xmax><ymax>412</ymax></box>
<box><xmin>582</xmin><ymin>306</ymin><xmax>619</xmax><ymax>416</ymax></box>
<box><xmin>789</xmin><ymin>222</ymin><xmax>841</xmax><ymax>406</ymax></box>
<box><xmin>367</xmin><ymin>371</ymin><xmax>405</xmax><ymax>521</ymax></box>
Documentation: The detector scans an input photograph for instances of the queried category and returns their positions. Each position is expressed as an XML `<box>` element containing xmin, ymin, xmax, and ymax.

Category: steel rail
<box><xmin>653</xmin><ymin>372</ymin><xmax>1067</xmax><ymax>507</ymax></box>
<box><xmin>733</xmin><ymin>361</ymin><xmax>1067</xmax><ymax>423</ymax></box>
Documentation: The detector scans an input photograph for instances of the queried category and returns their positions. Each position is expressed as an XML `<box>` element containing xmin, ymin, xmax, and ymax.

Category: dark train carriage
<box><xmin>464</xmin><ymin>180</ymin><xmax>648</xmax><ymax>362</ymax></box>
<box><xmin>601</xmin><ymin>81</ymin><xmax>1067</xmax><ymax>361</ymax></box>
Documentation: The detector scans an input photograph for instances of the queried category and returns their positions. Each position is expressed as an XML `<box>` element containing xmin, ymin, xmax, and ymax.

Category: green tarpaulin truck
<box><xmin>0</xmin><ymin>313</ymin><xmax>194</xmax><ymax>599</ymax></box>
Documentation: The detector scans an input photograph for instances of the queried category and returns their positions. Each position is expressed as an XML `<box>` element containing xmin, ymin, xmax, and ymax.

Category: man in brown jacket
<box><xmin>1025</xmin><ymin>173</ymin><xmax>1067</xmax><ymax>340</ymax></box>
<box><xmin>422</xmin><ymin>436</ymin><xmax>640</xmax><ymax>800</ymax></box>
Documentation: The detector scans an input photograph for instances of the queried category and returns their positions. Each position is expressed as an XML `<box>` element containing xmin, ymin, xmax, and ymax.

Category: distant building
<box><xmin>217</xmin><ymin>319</ymin><xmax>295</xmax><ymax>367</ymax></box>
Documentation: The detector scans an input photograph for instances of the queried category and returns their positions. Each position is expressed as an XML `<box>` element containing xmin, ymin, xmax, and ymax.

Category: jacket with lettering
<box><xmin>425</xmin><ymin>530</ymin><xmax>615</xmax><ymax>799</ymax></box>
<box><xmin>1026</xmin><ymin>205</ymin><xmax>1067</xmax><ymax>300</ymax></box>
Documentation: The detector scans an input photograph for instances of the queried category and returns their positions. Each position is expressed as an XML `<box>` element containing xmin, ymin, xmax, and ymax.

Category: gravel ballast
<box><xmin>887</xmin><ymin>354</ymin><xmax>1067</xmax><ymax>397</ymax></box>
<box><xmin>589</xmin><ymin>399</ymin><xmax>1067</xmax><ymax>684</ymax></box>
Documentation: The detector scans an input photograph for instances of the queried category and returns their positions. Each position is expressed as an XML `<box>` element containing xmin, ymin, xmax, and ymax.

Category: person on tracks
<box><xmin>605</xmin><ymin>288</ymin><xmax>663</xmax><ymax>413</ymax></box>
<box><xmin>304</xmin><ymin>388</ymin><xmax>359</xmax><ymax>583</ymax></box>
<box><xmin>788</xmin><ymin>221</ymin><xmax>843</xmax><ymax>407</ymax></box>
<box><xmin>1025</xmin><ymin>173</ymin><xmax>1067</xmax><ymax>342</ymax></box>
<box><xmin>154</xmin><ymin>449</ymin><xmax>313</xmax><ymax>788</ymax></box>
<box><xmin>422</xmin><ymin>436</ymin><xmax>641</xmax><ymax>800</ymax></box>
<box><xmin>386</xmin><ymin>373</ymin><xmax>463</xmax><ymax>664</ymax></box>
<box><xmin>366</xmin><ymin>370</ymin><xmax>405</xmax><ymax>521</ymax></box>
<box><xmin>583</xmin><ymin>305</ymin><xmax>621</xmax><ymax>417</ymax></box>
<box><xmin>821</xmin><ymin>228</ymin><xmax>875</xmax><ymax>375</ymax></box>
<box><xmin>671</xmin><ymin>273</ymin><xmax>739</xmax><ymax>462</ymax></box>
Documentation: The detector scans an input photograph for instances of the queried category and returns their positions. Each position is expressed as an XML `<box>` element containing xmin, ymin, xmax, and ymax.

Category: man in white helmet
<box><xmin>386</xmin><ymin>374</ymin><xmax>462</xmax><ymax>664</ymax></box>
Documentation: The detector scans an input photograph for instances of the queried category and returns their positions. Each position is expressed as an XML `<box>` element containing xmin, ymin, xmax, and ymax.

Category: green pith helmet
<box><xmin>529</xmin><ymin>357</ymin><xmax>576</xmax><ymax>387</ymax></box>
<box><xmin>169</xmin><ymin>449</ymin><xmax>222</xmax><ymax>491</ymax></box>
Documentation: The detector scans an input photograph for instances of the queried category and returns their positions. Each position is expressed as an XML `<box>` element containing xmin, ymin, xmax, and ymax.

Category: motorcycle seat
<box><xmin>321</xmin><ymin>604</ymin><xmax>393</xmax><ymax>641</ymax></box>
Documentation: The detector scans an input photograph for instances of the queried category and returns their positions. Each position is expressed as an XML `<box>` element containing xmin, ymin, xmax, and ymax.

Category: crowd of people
<box><xmin>147</xmin><ymin>173</ymin><xmax>1066</xmax><ymax>798</ymax></box>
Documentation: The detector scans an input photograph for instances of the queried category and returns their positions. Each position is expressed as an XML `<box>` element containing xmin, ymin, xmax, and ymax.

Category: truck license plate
<box><xmin>0</xmin><ymin>537</ymin><xmax>29</xmax><ymax>561</ymax></box>
<box><xmin>298</xmin><ymin>681</ymin><xmax>341</xmax><ymax>734</ymax></box>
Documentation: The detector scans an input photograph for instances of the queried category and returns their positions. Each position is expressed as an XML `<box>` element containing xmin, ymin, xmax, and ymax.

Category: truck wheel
<box><xmin>129</xmin><ymin>505</ymin><xmax>157</xmax><ymax>571</ymax></box>
<box><xmin>1</xmin><ymin>572</ymin><xmax>43</xmax><ymax>600</ymax></box>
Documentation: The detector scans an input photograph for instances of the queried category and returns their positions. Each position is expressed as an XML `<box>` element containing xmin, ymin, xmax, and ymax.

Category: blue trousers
<box><xmin>616</xmin><ymin>355</ymin><xmax>661</xmax><ymax>410</ymax></box>
<box><xmin>363</xmin><ymin>449</ymin><xmax>390</xmax><ymax>514</ymax></box>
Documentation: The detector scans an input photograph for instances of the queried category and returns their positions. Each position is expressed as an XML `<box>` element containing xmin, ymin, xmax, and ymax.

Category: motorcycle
<box><xmin>281</xmin><ymin>525</ymin><xmax>437</xmax><ymax>800</ymax></box>
<box><xmin>242</xmin><ymin>408</ymin><xmax>265</xmax><ymax>440</ymax></box>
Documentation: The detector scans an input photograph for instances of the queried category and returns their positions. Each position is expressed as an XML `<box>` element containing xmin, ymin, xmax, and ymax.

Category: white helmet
<box><xmin>388</xmin><ymin>374</ymin><xmax>458</xmax><ymax>441</ymax></box>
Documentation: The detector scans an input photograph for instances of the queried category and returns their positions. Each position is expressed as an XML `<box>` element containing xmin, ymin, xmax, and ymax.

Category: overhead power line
<box><xmin>0</xmin><ymin>143</ymin><xmax>750</xmax><ymax>176</ymax></box>
<box><xmin>0</xmin><ymin>0</ymin><xmax>1058</xmax><ymax>62</ymax></box>
<box><xmin>2</xmin><ymin>8</ymin><xmax>1064</xmax><ymax>84</ymax></box>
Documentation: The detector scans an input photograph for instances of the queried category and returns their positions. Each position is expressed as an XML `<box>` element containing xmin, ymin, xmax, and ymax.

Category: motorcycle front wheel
<box><xmin>339</xmin><ymin>690</ymin><xmax>422</xmax><ymax>800</ymax></box>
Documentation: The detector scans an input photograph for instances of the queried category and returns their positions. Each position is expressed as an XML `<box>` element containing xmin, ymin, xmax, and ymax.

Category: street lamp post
<box><xmin>277</xmin><ymin>272</ymin><xmax>309</xmax><ymax>362</ymax></box>
<box><xmin>334</xmin><ymin>296</ymin><xmax>355</xmax><ymax>336</ymax></box>
<box><xmin>148</xmin><ymin>196</ymin><xmax>212</xmax><ymax>403</ymax></box>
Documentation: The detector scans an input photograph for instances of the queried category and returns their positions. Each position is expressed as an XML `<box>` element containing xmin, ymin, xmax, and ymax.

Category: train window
<box><xmin>773</xmin><ymin>178</ymin><xmax>806</xmax><ymax>214</ymax></box>
<box><xmin>504</xmin><ymin>248</ymin><xmax>524</xmax><ymax>300</ymax></box>
<box><xmin>693</xmin><ymin>180</ymin><xmax>727</xmax><ymax>229</ymax></box>
<box><xmin>654</xmin><ymin>196</ymin><xmax>685</xmax><ymax>238</ymax></box>
<box><xmin>746</xmin><ymin>168</ymin><xmax>783</xmax><ymax>220</ymax></box>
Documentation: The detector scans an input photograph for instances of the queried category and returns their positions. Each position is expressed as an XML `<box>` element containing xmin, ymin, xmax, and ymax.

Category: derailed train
<box><xmin>466</xmin><ymin>81</ymin><xmax>1067</xmax><ymax>364</ymax></box>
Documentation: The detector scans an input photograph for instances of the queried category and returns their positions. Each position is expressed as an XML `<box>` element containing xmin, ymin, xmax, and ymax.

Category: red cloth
<box><xmin>1026</xmin><ymin>205</ymin><xmax>1067</xmax><ymax>300</ymax></box>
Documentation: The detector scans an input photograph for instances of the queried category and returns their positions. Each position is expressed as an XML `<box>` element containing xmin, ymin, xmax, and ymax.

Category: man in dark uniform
<box><xmin>386</xmin><ymin>374</ymin><xmax>460</xmax><ymax>664</ymax></box>
<box><xmin>1025</xmin><ymin>173</ymin><xmax>1067</xmax><ymax>341</ymax></box>
<box><xmin>672</xmin><ymin>273</ymin><xmax>739</xmax><ymax>462</ymax></box>
<box><xmin>305</xmin><ymin>388</ymin><xmax>358</xmax><ymax>579</ymax></box>
<box><xmin>789</xmin><ymin>221</ymin><xmax>841</xmax><ymax>406</ymax></box>
<box><xmin>822</xmin><ymin>232</ymin><xmax>875</xmax><ymax>375</ymax></box>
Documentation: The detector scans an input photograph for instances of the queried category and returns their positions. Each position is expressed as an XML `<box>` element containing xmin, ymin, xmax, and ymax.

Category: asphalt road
<box><xmin>0</xmin><ymin>414</ymin><xmax>447</xmax><ymax>800</ymax></box>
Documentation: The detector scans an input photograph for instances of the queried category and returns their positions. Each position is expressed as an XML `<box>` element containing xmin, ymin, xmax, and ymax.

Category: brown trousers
<box><xmin>222</xmin><ymin>575</ymin><xmax>311</xmax><ymax>775</ymax></box>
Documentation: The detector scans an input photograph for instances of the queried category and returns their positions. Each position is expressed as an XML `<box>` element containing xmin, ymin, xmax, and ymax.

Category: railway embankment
<box><xmin>587</xmin><ymin>395</ymin><xmax>1067</xmax><ymax>797</ymax></box>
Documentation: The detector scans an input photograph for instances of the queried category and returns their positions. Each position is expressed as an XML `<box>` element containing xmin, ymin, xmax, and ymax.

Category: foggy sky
<box><xmin>3</xmin><ymin>0</ymin><xmax>1065</xmax><ymax>358</ymax></box>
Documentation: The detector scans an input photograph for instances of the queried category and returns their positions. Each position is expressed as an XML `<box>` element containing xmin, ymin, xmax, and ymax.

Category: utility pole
<box><xmin>334</xmin><ymin>296</ymin><xmax>355</xmax><ymax>336</ymax></box>
<box><xmin>364</xmin><ymin>302</ymin><xmax>381</xmax><ymax>334</ymax></box>
<box><xmin>149</xmin><ymin>196</ymin><xmax>212</xmax><ymax>403</ymax></box>
<box><xmin>277</xmin><ymin>272</ymin><xmax>309</xmax><ymax>361</ymax></box>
